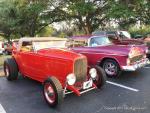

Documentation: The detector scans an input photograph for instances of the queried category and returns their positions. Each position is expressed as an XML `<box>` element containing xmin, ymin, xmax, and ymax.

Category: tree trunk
<box><xmin>29</xmin><ymin>18</ymin><xmax>36</xmax><ymax>37</ymax></box>
<box><xmin>78</xmin><ymin>17</ymin><xmax>87</xmax><ymax>34</ymax></box>
<box><xmin>29</xmin><ymin>24</ymin><xmax>35</xmax><ymax>37</ymax></box>
<box><xmin>20</xmin><ymin>33</ymin><xmax>25</xmax><ymax>37</ymax></box>
<box><xmin>85</xmin><ymin>18</ymin><xmax>92</xmax><ymax>34</ymax></box>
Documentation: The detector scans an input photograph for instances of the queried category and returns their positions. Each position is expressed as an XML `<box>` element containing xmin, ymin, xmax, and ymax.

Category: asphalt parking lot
<box><xmin>0</xmin><ymin>65</ymin><xmax>150</xmax><ymax>113</ymax></box>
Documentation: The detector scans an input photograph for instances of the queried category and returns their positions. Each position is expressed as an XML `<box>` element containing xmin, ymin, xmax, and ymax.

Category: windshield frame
<box><xmin>119</xmin><ymin>31</ymin><xmax>131</xmax><ymax>39</ymax></box>
<box><xmin>32</xmin><ymin>40</ymin><xmax>67</xmax><ymax>51</ymax></box>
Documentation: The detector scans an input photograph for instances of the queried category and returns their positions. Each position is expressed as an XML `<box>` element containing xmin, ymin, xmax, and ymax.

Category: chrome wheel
<box><xmin>103</xmin><ymin>62</ymin><xmax>117</xmax><ymax>76</ymax></box>
<box><xmin>44</xmin><ymin>83</ymin><xmax>56</xmax><ymax>104</ymax></box>
<box><xmin>43</xmin><ymin>77</ymin><xmax>63</xmax><ymax>107</ymax></box>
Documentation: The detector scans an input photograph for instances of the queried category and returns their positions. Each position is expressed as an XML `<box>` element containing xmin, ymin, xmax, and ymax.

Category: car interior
<box><xmin>66</xmin><ymin>39</ymin><xmax>88</xmax><ymax>47</ymax></box>
<box><xmin>21</xmin><ymin>41</ymin><xmax>33</xmax><ymax>52</ymax></box>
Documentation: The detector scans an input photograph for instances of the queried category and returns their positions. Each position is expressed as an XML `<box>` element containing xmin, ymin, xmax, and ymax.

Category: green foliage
<box><xmin>0</xmin><ymin>0</ymin><xmax>50</xmax><ymax>40</ymax></box>
<box><xmin>44</xmin><ymin>0</ymin><xmax>111</xmax><ymax>34</ymax></box>
<box><xmin>68</xmin><ymin>1</ymin><xmax>96</xmax><ymax>16</ymax></box>
<box><xmin>106</xmin><ymin>0</ymin><xmax>150</xmax><ymax>29</ymax></box>
<box><xmin>37</xmin><ymin>26</ymin><xmax>55</xmax><ymax>37</ymax></box>
<box><xmin>58</xmin><ymin>32</ymin><xmax>67</xmax><ymax>38</ymax></box>
<box><xmin>108</xmin><ymin>1</ymin><xmax>134</xmax><ymax>19</ymax></box>
<box><xmin>0</xmin><ymin>0</ymin><xmax>150</xmax><ymax>39</ymax></box>
<box><xmin>129</xmin><ymin>25</ymin><xmax>150</xmax><ymax>36</ymax></box>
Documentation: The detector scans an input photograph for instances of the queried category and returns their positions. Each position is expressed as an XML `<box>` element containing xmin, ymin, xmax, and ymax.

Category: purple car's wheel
<box><xmin>43</xmin><ymin>77</ymin><xmax>63</xmax><ymax>107</ymax></box>
<box><xmin>102</xmin><ymin>59</ymin><xmax>121</xmax><ymax>77</ymax></box>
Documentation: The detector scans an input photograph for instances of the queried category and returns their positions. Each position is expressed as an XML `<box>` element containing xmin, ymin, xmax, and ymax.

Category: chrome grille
<box><xmin>130</xmin><ymin>55</ymin><xmax>144</xmax><ymax>64</ymax></box>
<box><xmin>74</xmin><ymin>58</ymin><xmax>87</xmax><ymax>82</ymax></box>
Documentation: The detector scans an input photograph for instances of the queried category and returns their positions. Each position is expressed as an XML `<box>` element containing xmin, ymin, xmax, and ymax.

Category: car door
<box><xmin>17</xmin><ymin>40</ymin><xmax>38</xmax><ymax>78</ymax></box>
<box><xmin>18</xmin><ymin>51</ymin><xmax>36</xmax><ymax>77</ymax></box>
<box><xmin>28</xmin><ymin>53</ymin><xmax>48</xmax><ymax>82</ymax></box>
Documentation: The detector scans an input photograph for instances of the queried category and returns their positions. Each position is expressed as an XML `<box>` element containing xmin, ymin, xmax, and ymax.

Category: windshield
<box><xmin>120</xmin><ymin>31</ymin><xmax>131</xmax><ymax>39</ymax></box>
<box><xmin>89</xmin><ymin>36</ymin><xmax>112</xmax><ymax>47</ymax></box>
<box><xmin>33</xmin><ymin>40</ymin><xmax>67</xmax><ymax>51</ymax></box>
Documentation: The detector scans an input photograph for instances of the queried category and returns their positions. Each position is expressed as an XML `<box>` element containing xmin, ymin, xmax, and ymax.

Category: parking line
<box><xmin>106</xmin><ymin>81</ymin><xmax>139</xmax><ymax>92</ymax></box>
<box><xmin>0</xmin><ymin>104</ymin><xmax>6</xmax><ymax>113</ymax></box>
<box><xmin>143</xmin><ymin>67</ymin><xmax>150</xmax><ymax>69</ymax></box>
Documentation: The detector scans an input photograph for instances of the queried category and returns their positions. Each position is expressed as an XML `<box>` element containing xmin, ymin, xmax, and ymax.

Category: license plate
<box><xmin>83</xmin><ymin>79</ymin><xmax>93</xmax><ymax>89</ymax></box>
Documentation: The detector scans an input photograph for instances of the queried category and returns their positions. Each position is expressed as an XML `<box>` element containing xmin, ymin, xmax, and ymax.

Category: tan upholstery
<box><xmin>21</xmin><ymin>46</ymin><xmax>32</xmax><ymax>52</ymax></box>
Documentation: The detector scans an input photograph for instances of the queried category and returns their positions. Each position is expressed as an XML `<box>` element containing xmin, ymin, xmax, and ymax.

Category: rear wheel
<box><xmin>4</xmin><ymin>50</ymin><xmax>10</xmax><ymax>55</ymax></box>
<box><xmin>4</xmin><ymin>58</ymin><xmax>18</xmax><ymax>81</ymax></box>
<box><xmin>102</xmin><ymin>59</ymin><xmax>121</xmax><ymax>77</ymax></box>
<box><xmin>43</xmin><ymin>77</ymin><xmax>63</xmax><ymax>107</ymax></box>
<box><xmin>93</xmin><ymin>66</ymin><xmax>106</xmax><ymax>88</ymax></box>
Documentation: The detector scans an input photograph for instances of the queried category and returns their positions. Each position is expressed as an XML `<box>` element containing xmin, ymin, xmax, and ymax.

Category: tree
<box><xmin>0</xmin><ymin>0</ymin><xmax>149</xmax><ymax>38</ymax></box>
<box><xmin>0</xmin><ymin>0</ymin><xmax>50</xmax><ymax>40</ymax></box>
<box><xmin>107</xmin><ymin>0</ymin><xmax>150</xmax><ymax>29</ymax></box>
<box><xmin>133</xmin><ymin>0</ymin><xmax>150</xmax><ymax>25</ymax></box>
<box><xmin>44</xmin><ymin>0</ymin><xmax>110</xmax><ymax>34</ymax></box>
<box><xmin>0</xmin><ymin>0</ymin><xmax>18</xmax><ymax>41</ymax></box>
<box><xmin>37</xmin><ymin>26</ymin><xmax>56</xmax><ymax>37</ymax></box>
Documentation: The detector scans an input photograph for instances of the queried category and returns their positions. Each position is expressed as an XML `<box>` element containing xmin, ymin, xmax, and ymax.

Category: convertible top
<box><xmin>19</xmin><ymin>37</ymin><xmax>67</xmax><ymax>42</ymax></box>
<box><xmin>17</xmin><ymin>37</ymin><xmax>68</xmax><ymax>51</ymax></box>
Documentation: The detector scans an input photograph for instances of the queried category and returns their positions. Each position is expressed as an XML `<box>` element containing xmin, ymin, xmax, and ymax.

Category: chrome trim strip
<box><xmin>122</xmin><ymin>58</ymin><xmax>150</xmax><ymax>71</ymax></box>
<box><xmin>79</xmin><ymin>52</ymin><xmax>127</xmax><ymax>56</ymax></box>
<box><xmin>64</xmin><ymin>87</ymin><xmax>96</xmax><ymax>95</ymax></box>
<box><xmin>80</xmin><ymin>87</ymin><xmax>96</xmax><ymax>94</ymax></box>
<box><xmin>65</xmin><ymin>91</ymin><xmax>73</xmax><ymax>95</ymax></box>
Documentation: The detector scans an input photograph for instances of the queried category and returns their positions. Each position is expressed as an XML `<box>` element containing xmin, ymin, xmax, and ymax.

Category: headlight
<box><xmin>128</xmin><ymin>52</ymin><xmax>132</xmax><ymax>58</ymax></box>
<box><xmin>89</xmin><ymin>68</ymin><xmax>97</xmax><ymax>79</ymax></box>
<box><xmin>146</xmin><ymin>48</ymin><xmax>149</xmax><ymax>54</ymax></box>
<box><xmin>127</xmin><ymin>58</ymin><xmax>130</xmax><ymax>65</ymax></box>
<box><xmin>66</xmin><ymin>73</ymin><xmax>76</xmax><ymax>85</ymax></box>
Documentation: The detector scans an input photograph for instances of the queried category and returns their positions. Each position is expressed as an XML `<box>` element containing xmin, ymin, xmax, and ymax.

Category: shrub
<box><xmin>129</xmin><ymin>25</ymin><xmax>150</xmax><ymax>37</ymax></box>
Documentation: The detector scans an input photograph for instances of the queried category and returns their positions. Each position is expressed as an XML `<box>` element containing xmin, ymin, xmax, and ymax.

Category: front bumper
<box><xmin>64</xmin><ymin>79</ymin><xmax>97</xmax><ymax>96</ymax></box>
<box><xmin>122</xmin><ymin>58</ymin><xmax>150</xmax><ymax>71</ymax></box>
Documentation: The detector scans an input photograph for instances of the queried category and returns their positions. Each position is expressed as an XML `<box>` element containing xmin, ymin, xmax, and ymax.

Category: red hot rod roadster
<box><xmin>4</xmin><ymin>37</ymin><xmax>106</xmax><ymax>107</ymax></box>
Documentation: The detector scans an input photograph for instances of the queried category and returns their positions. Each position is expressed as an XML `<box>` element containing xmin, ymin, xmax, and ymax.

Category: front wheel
<box><xmin>43</xmin><ymin>77</ymin><xmax>63</xmax><ymax>107</ymax></box>
<box><xmin>102</xmin><ymin>59</ymin><xmax>121</xmax><ymax>77</ymax></box>
<box><xmin>93</xmin><ymin>66</ymin><xmax>106</xmax><ymax>88</ymax></box>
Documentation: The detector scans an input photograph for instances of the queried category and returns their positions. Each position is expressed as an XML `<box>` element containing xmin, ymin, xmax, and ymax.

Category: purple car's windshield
<box><xmin>89</xmin><ymin>36</ymin><xmax>112</xmax><ymax>47</ymax></box>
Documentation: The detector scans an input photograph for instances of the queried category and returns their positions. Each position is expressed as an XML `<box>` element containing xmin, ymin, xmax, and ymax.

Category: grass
<box><xmin>0</xmin><ymin>55</ymin><xmax>11</xmax><ymax>66</ymax></box>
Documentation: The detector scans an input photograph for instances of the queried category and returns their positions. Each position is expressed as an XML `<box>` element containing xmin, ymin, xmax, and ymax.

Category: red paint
<box><xmin>13</xmin><ymin>48</ymin><xmax>83</xmax><ymax>84</ymax></box>
<box><xmin>12</xmin><ymin>38</ymin><xmax>98</xmax><ymax>96</ymax></box>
